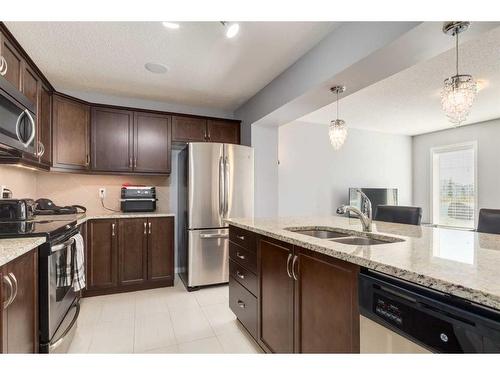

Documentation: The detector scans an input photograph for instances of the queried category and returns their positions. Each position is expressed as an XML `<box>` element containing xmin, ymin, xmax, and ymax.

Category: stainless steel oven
<box><xmin>0</xmin><ymin>75</ymin><xmax>36</xmax><ymax>155</ymax></box>
<box><xmin>39</xmin><ymin>224</ymin><xmax>81</xmax><ymax>353</ymax></box>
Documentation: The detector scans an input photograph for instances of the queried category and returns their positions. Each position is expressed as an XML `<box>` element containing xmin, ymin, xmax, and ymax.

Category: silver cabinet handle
<box><xmin>237</xmin><ymin>300</ymin><xmax>246</xmax><ymax>309</ymax></box>
<box><xmin>9</xmin><ymin>272</ymin><xmax>18</xmax><ymax>304</ymax></box>
<box><xmin>111</xmin><ymin>223</ymin><xmax>116</xmax><ymax>236</ymax></box>
<box><xmin>134</xmin><ymin>157</ymin><xmax>137</xmax><ymax>168</ymax></box>
<box><xmin>36</xmin><ymin>141</ymin><xmax>45</xmax><ymax>158</ymax></box>
<box><xmin>236</xmin><ymin>270</ymin><xmax>245</xmax><ymax>279</ymax></box>
<box><xmin>0</xmin><ymin>56</ymin><xmax>7</xmax><ymax>76</ymax></box>
<box><xmin>15</xmin><ymin>109</ymin><xmax>36</xmax><ymax>148</ymax></box>
<box><xmin>286</xmin><ymin>253</ymin><xmax>293</xmax><ymax>278</ymax></box>
<box><xmin>3</xmin><ymin>275</ymin><xmax>14</xmax><ymax>309</ymax></box>
<box><xmin>236</xmin><ymin>251</ymin><xmax>245</xmax><ymax>260</ymax></box>
<box><xmin>148</xmin><ymin>222</ymin><xmax>152</xmax><ymax>235</ymax></box>
<box><xmin>143</xmin><ymin>222</ymin><xmax>147</xmax><ymax>235</ymax></box>
<box><xmin>236</xmin><ymin>235</ymin><xmax>245</xmax><ymax>241</ymax></box>
<box><xmin>200</xmin><ymin>233</ymin><xmax>229</xmax><ymax>239</ymax></box>
<box><xmin>291</xmin><ymin>255</ymin><xmax>298</xmax><ymax>281</ymax></box>
<box><xmin>86</xmin><ymin>154</ymin><xmax>90</xmax><ymax>167</ymax></box>
<box><xmin>129</xmin><ymin>157</ymin><xmax>132</xmax><ymax>168</ymax></box>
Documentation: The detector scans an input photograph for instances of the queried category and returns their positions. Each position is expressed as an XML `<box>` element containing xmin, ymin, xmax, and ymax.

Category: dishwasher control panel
<box><xmin>374</xmin><ymin>295</ymin><xmax>403</xmax><ymax>326</ymax></box>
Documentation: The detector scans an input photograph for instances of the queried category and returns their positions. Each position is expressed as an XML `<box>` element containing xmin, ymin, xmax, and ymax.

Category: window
<box><xmin>431</xmin><ymin>142</ymin><xmax>477</xmax><ymax>229</ymax></box>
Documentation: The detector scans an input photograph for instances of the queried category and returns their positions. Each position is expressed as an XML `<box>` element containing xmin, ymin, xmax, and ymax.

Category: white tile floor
<box><xmin>68</xmin><ymin>276</ymin><xmax>263</xmax><ymax>354</ymax></box>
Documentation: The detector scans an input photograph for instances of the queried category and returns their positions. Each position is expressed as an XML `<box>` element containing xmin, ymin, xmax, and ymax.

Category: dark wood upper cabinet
<box><xmin>87</xmin><ymin>219</ymin><xmax>118</xmax><ymax>291</ymax></box>
<box><xmin>258</xmin><ymin>237</ymin><xmax>294</xmax><ymax>353</ymax></box>
<box><xmin>21</xmin><ymin>64</ymin><xmax>39</xmax><ymax>110</ymax></box>
<box><xmin>52</xmin><ymin>94</ymin><xmax>90</xmax><ymax>170</ymax></box>
<box><xmin>1</xmin><ymin>250</ymin><xmax>38</xmax><ymax>353</ymax></box>
<box><xmin>118</xmin><ymin>218</ymin><xmax>148</xmax><ymax>286</ymax></box>
<box><xmin>134</xmin><ymin>112</ymin><xmax>171</xmax><ymax>174</ymax></box>
<box><xmin>147</xmin><ymin>217</ymin><xmax>174</xmax><ymax>283</ymax></box>
<box><xmin>294</xmin><ymin>247</ymin><xmax>360</xmax><ymax>353</ymax></box>
<box><xmin>0</xmin><ymin>34</ymin><xmax>23</xmax><ymax>91</ymax></box>
<box><xmin>38</xmin><ymin>84</ymin><xmax>52</xmax><ymax>165</ymax></box>
<box><xmin>207</xmin><ymin>119</ymin><xmax>240</xmax><ymax>144</ymax></box>
<box><xmin>91</xmin><ymin>107</ymin><xmax>133</xmax><ymax>172</ymax></box>
<box><xmin>172</xmin><ymin>115</ymin><xmax>207</xmax><ymax>142</ymax></box>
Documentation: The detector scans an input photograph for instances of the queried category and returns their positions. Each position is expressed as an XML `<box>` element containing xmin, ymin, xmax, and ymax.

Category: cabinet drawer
<box><xmin>229</xmin><ymin>259</ymin><xmax>257</xmax><ymax>296</ymax></box>
<box><xmin>229</xmin><ymin>242</ymin><xmax>256</xmax><ymax>274</ymax></box>
<box><xmin>229</xmin><ymin>226</ymin><xmax>256</xmax><ymax>252</ymax></box>
<box><xmin>229</xmin><ymin>276</ymin><xmax>257</xmax><ymax>339</ymax></box>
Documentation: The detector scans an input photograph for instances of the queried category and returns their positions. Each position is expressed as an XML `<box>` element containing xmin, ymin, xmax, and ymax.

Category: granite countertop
<box><xmin>0</xmin><ymin>236</ymin><xmax>46</xmax><ymax>267</ymax></box>
<box><xmin>33</xmin><ymin>211</ymin><xmax>176</xmax><ymax>225</ymax></box>
<box><xmin>225</xmin><ymin>216</ymin><xmax>500</xmax><ymax>311</ymax></box>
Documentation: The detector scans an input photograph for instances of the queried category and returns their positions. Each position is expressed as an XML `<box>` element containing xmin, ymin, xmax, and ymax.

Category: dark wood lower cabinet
<box><xmin>119</xmin><ymin>218</ymin><xmax>148</xmax><ymax>286</ymax></box>
<box><xmin>147</xmin><ymin>217</ymin><xmax>174</xmax><ymax>283</ymax></box>
<box><xmin>258</xmin><ymin>237</ymin><xmax>294</xmax><ymax>353</ymax></box>
<box><xmin>294</xmin><ymin>247</ymin><xmax>360</xmax><ymax>353</ymax></box>
<box><xmin>1</xmin><ymin>249</ymin><xmax>38</xmax><ymax>353</ymax></box>
<box><xmin>230</xmin><ymin>227</ymin><xmax>360</xmax><ymax>354</ymax></box>
<box><xmin>87</xmin><ymin>219</ymin><xmax>118</xmax><ymax>291</ymax></box>
<box><xmin>84</xmin><ymin>216</ymin><xmax>174</xmax><ymax>297</ymax></box>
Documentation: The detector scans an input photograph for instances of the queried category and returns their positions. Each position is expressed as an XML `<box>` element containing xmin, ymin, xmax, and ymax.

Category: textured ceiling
<box><xmin>299</xmin><ymin>26</ymin><xmax>500</xmax><ymax>136</ymax></box>
<box><xmin>5</xmin><ymin>21</ymin><xmax>337</xmax><ymax>112</ymax></box>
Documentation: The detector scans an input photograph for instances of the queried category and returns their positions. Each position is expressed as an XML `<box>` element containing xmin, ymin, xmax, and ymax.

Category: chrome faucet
<box><xmin>336</xmin><ymin>189</ymin><xmax>373</xmax><ymax>232</ymax></box>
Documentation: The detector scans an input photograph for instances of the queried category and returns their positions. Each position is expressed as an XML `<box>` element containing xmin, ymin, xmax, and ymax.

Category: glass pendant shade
<box><xmin>441</xmin><ymin>74</ymin><xmax>477</xmax><ymax>125</ymax></box>
<box><xmin>329</xmin><ymin>119</ymin><xmax>347</xmax><ymax>150</ymax></box>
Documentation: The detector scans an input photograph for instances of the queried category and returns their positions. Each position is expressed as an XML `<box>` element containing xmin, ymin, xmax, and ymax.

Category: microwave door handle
<box><xmin>15</xmin><ymin>110</ymin><xmax>36</xmax><ymax>148</ymax></box>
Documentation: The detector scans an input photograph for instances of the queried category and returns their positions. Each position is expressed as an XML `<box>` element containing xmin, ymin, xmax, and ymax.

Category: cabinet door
<box><xmin>294</xmin><ymin>247</ymin><xmax>360</xmax><ymax>353</ymax></box>
<box><xmin>87</xmin><ymin>219</ymin><xmax>118</xmax><ymax>290</ymax></box>
<box><xmin>207</xmin><ymin>119</ymin><xmax>240</xmax><ymax>144</ymax></box>
<box><xmin>134</xmin><ymin>112</ymin><xmax>171</xmax><ymax>173</ymax></box>
<box><xmin>147</xmin><ymin>217</ymin><xmax>174</xmax><ymax>283</ymax></box>
<box><xmin>118</xmin><ymin>218</ymin><xmax>148</xmax><ymax>286</ymax></box>
<box><xmin>171</xmin><ymin>115</ymin><xmax>207</xmax><ymax>142</ymax></box>
<box><xmin>21</xmin><ymin>64</ymin><xmax>39</xmax><ymax>110</ymax></box>
<box><xmin>52</xmin><ymin>95</ymin><xmax>90</xmax><ymax>170</ymax></box>
<box><xmin>38</xmin><ymin>85</ymin><xmax>52</xmax><ymax>165</ymax></box>
<box><xmin>0</xmin><ymin>34</ymin><xmax>23</xmax><ymax>91</ymax></box>
<box><xmin>258</xmin><ymin>237</ymin><xmax>294</xmax><ymax>353</ymax></box>
<box><xmin>3</xmin><ymin>250</ymin><xmax>38</xmax><ymax>353</ymax></box>
<box><xmin>91</xmin><ymin>107</ymin><xmax>133</xmax><ymax>172</ymax></box>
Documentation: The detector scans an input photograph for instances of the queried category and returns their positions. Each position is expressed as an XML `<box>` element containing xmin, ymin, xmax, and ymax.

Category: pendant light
<box><xmin>329</xmin><ymin>85</ymin><xmax>348</xmax><ymax>150</ymax></box>
<box><xmin>441</xmin><ymin>21</ymin><xmax>477</xmax><ymax>125</ymax></box>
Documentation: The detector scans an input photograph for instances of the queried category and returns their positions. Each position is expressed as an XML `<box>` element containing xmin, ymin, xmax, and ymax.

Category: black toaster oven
<box><xmin>120</xmin><ymin>186</ymin><xmax>157</xmax><ymax>212</ymax></box>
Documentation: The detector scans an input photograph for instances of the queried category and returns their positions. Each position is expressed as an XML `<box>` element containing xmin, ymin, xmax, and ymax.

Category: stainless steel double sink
<box><xmin>286</xmin><ymin>228</ymin><xmax>404</xmax><ymax>246</ymax></box>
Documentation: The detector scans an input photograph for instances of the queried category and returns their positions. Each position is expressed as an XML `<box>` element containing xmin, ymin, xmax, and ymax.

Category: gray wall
<box><xmin>278</xmin><ymin>122</ymin><xmax>412</xmax><ymax>216</ymax></box>
<box><xmin>413</xmin><ymin>118</ymin><xmax>500</xmax><ymax>224</ymax></box>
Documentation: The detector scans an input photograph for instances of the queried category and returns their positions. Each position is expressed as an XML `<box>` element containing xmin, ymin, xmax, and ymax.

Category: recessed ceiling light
<box><xmin>221</xmin><ymin>22</ymin><xmax>240</xmax><ymax>38</ymax></box>
<box><xmin>145</xmin><ymin>62</ymin><xmax>168</xmax><ymax>74</ymax></box>
<box><xmin>162</xmin><ymin>22</ymin><xmax>180</xmax><ymax>29</ymax></box>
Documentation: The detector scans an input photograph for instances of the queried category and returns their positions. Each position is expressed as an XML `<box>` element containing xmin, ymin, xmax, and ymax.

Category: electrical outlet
<box><xmin>99</xmin><ymin>188</ymin><xmax>106</xmax><ymax>199</ymax></box>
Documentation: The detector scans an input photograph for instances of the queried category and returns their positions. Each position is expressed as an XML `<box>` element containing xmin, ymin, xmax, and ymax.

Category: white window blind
<box><xmin>431</xmin><ymin>143</ymin><xmax>476</xmax><ymax>229</ymax></box>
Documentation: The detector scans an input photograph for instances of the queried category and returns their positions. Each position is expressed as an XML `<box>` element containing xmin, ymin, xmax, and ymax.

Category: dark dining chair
<box><xmin>477</xmin><ymin>209</ymin><xmax>500</xmax><ymax>234</ymax></box>
<box><xmin>374</xmin><ymin>205</ymin><xmax>423</xmax><ymax>225</ymax></box>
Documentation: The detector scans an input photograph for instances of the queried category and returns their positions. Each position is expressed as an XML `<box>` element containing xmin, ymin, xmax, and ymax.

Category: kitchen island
<box><xmin>225</xmin><ymin>216</ymin><xmax>500</xmax><ymax>353</ymax></box>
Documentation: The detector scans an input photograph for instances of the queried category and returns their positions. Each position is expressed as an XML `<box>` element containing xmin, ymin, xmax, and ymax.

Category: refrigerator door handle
<box><xmin>224</xmin><ymin>156</ymin><xmax>230</xmax><ymax>217</ymax></box>
<box><xmin>218</xmin><ymin>156</ymin><xmax>225</xmax><ymax>218</ymax></box>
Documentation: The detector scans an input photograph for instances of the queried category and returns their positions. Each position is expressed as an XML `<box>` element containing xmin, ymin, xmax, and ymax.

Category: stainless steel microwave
<box><xmin>0</xmin><ymin>75</ymin><xmax>36</xmax><ymax>155</ymax></box>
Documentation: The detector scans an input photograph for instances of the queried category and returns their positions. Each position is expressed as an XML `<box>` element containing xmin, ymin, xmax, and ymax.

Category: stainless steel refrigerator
<box><xmin>178</xmin><ymin>142</ymin><xmax>254</xmax><ymax>290</ymax></box>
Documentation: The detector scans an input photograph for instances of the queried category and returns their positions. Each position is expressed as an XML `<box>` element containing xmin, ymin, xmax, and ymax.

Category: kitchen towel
<box><xmin>56</xmin><ymin>245</ymin><xmax>73</xmax><ymax>288</ymax></box>
<box><xmin>72</xmin><ymin>232</ymin><xmax>86</xmax><ymax>292</ymax></box>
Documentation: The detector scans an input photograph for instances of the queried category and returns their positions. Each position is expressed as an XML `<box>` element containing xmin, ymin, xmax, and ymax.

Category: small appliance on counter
<box><xmin>34</xmin><ymin>198</ymin><xmax>86</xmax><ymax>215</ymax></box>
<box><xmin>0</xmin><ymin>198</ymin><xmax>35</xmax><ymax>221</ymax></box>
<box><xmin>120</xmin><ymin>185</ymin><xmax>157</xmax><ymax>212</ymax></box>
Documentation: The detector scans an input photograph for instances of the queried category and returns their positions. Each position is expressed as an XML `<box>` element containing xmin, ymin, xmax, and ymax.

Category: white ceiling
<box><xmin>5</xmin><ymin>21</ymin><xmax>337</xmax><ymax>112</ymax></box>
<box><xmin>299</xmin><ymin>26</ymin><xmax>500</xmax><ymax>136</ymax></box>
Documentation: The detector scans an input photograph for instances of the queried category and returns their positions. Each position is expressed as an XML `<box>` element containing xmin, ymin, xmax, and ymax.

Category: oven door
<box><xmin>47</xmin><ymin>237</ymin><xmax>78</xmax><ymax>341</ymax></box>
<box><xmin>0</xmin><ymin>86</ymin><xmax>36</xmax><ymax>154</ymax></box>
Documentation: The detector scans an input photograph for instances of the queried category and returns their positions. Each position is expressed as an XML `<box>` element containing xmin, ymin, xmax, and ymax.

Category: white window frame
<box><xmin>429</xmin><ymin>141</ymin><xmax>478</xmax><ymax>229</ymax></box>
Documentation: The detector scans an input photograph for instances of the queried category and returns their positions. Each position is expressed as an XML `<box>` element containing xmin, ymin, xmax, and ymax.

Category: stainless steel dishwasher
<box><xmin>359</xmin><ymin>269</ymin><xmax>500</xmax><ymax>353</ymax></box>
